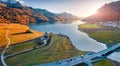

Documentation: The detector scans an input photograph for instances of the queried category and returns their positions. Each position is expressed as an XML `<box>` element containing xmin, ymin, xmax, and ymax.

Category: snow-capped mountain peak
<box><xmin>1</xmin><ymin>0</ymin><xmax>25</xmax><ymax>6</ymax></box>
<box><xmin>16</xmin><ymin>0</ymin><xmax>25</xmax><ymax>6</ymax></box>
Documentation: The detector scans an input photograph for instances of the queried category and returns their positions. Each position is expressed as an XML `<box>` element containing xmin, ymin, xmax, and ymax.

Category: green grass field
<box><xmin>79</xmin><ymin>24</ymin><xmax>120</xmax><ymax>45</ymax></box>
<box><xmin>5</xmin><ymin>39</ymin><xmax>38</xmax><ymax>55</ymax></box>
<box><xmin>79</xmin><ymin>23</ymin><xmax>118</xmax><ymax>66</ymax></box>
<box><xmin>0</xmin><ymin>24</ymin><xmax>44</xmax><ymax>66</ymax></box>
<box><xmin>80</xmin><ymin>24</ymin><xmax>102</xmax><ymax>29</ymax></box>
<box><xmin>5</xmin><ymin>35</ymin><xmax>86</xmax><ymax>66</ymax></box>
<box><xmin>93</xmin><ymin>59</ymin><xmax>114</xmax><ymax>66</ymax></box>
<box><xmin>89</xmin><ymin>30</ymin><xmax>120</xmax><ymax>44</ymax></box>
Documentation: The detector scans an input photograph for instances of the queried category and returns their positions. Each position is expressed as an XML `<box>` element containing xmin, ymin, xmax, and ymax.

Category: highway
<box><xmin>1</xmin><ymin>24</ymin><xmax>120</xmax><ymax>66</ymax></box>
<box><xmin>40</xmin><ymin>42</ymin><xmax>120</xmax><ymax>66</ymax></box>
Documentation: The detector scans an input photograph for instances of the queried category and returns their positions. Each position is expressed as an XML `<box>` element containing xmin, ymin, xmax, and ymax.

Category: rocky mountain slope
<box><xmin>57</xmin><ymin>12</ymin><xmax>79</xmax><ymax>20</ymax></box>
<box><xmin>0</xmin><ymin>0</ymin><xmax>78</xmax><ymax>24</ymax></box>
<box><xmin>84</xmin><ymin>1</ymin><xmax>120</xmax><ymax>22</ymax></box>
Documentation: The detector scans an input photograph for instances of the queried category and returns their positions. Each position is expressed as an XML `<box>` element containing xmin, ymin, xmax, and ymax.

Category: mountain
<box><xmin>0</xmin><ymin>0</ymin><xmax>78</xmax><ymax>24</ymax></box>
<box><xmin>84</xmin><ymin>1</ymin><xmax>120</xmax><ymax>22</ymax></box>
<box><xmin>1</xmin><ymin>0</ymin><xmax>25</xmax><ymax>6</ymax></box>
<box><xmin>57</xmin><ymin>12</ymin><xmax>80</xmax><ymax>20</ymax></box>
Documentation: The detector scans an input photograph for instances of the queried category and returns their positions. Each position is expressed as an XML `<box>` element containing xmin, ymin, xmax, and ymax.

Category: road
<box><xmin>1</xmin><ymin>25</ymin><xmax>11</xmax><ymax>66</ymax></box>
<box><xmin>71</xmin><ymin>42</ymin><xmax>120</xmax><ymax>66</ymax></box>
<box><xmin>40</xmin><ymin>42</ymin><xmax>120</xmax><ymax>66</ymax></box>
<box><xmin>1</xmin><ymin>24</ymin><xmax>120</xmax><ymax>66</ymax></box>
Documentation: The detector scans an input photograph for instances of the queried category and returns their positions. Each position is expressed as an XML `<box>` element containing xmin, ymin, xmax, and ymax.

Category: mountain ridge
<box><xmin>0</xmin><ymin>0</ymin><xmax>79</xmax><ymax>24</ymax></box>
<box><xmin>84</xmin><ymin>1</ymin><xmax>120</xmax><ymax>22</ymax></box>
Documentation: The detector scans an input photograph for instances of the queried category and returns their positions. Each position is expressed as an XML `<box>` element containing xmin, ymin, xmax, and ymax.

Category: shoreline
<box><xmin>79</xmin><ymin>29</ymin><xmax>109</xmax><ymax>47</ymax></box>
<box><xmin>78</xmin><ymin>23</ymin><xmax>120</xmax><ymax>47</ymax></box>
<box><xmin>4</xmin><ymin>33</ymin><xmax>86</xmax><ymax>66</ymax></box>
<box><xmin>29</xmin><ymin>21</ymin><xmax>108</xmax><ymax>52</ymax></box>
<box><xmin>0</xmin><ymin>23</ymin><xmax>116</xmax><ymax>66</ymax></box>
<box><xmin>78</xmin><ymin>23</ymin><xmax>120</xmax><ymax>66</ymax></box>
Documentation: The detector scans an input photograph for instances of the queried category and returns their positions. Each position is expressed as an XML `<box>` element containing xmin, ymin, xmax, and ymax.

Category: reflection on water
<box><xmin>29</xmin><ymin>21</ymin><xmax>107</xmax><ymax>52</ymax></box>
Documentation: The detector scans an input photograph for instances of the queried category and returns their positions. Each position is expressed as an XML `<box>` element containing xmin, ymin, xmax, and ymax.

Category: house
<box><xmin>43</xmin><ymin>32</ymin><xmax>49</xmax><ymax>39</ymax></box>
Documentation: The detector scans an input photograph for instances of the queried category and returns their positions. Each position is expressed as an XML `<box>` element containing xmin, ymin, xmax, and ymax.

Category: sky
<box><xmin>23</xmin><ymin>0</ymin><xmax>119</xmax><ymax>17</ymax></box>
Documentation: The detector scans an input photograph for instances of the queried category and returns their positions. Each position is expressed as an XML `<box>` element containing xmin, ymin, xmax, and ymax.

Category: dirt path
<box><xmin>1</xmin><ymin>24</ymin><xmax>11</xmax><ymax>66</ymax></box>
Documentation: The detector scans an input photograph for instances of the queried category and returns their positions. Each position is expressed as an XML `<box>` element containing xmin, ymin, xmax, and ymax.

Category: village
<box><xmin>88</xmin><ymin>21</ymin><xmax>120</xmax><ymax>29</ymax></box>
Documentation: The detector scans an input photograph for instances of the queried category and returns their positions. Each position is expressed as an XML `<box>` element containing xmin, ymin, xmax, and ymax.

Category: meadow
<box><xmin>79</xmin><ymin>23</ymin><xmax>120</xmax><ymax>45</ymax></box>
<box><xmin>5</xmin><ymin>34</ymin><xmax>86</xmax><ymax>66</ymax></box>
<box><xmin>0</xmin><ymin>24</ymin><xmax>43</xmax><ymax>49</ymax></box>
<box><xmin>93</xmin><ymin>59</ymin><xmax>114</xmax><ymax>66</ymax></box>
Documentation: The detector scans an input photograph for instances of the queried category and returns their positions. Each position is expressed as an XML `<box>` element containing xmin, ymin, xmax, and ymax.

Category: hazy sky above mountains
<box><xmin>23</xmin><ymin>0</ymin><xmax>119</xmax><ymax>17</ymax></box>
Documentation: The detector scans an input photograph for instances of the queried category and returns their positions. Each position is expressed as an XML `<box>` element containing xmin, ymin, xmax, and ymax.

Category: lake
<box><xmin>29</xmin><ymin>20</ymin><xmax>107</xmax><ymax>52</ymax></box>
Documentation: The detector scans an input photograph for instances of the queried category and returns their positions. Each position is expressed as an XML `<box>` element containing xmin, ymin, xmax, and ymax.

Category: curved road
<box><xmin>40</xmin><ymin>42</ymin><xmax>120</xmax><ymax>66</ymax></box>
<box><xmin>1</xmin><ymin>25</ymin><xmax>11</xmax><ymax>66</ymax></box>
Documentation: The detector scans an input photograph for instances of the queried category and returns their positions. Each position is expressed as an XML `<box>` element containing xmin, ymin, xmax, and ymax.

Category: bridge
<box><xmin>40</xmin><ymin>42</ymin><xmax>120</xmax><ymax>66</ymax></box>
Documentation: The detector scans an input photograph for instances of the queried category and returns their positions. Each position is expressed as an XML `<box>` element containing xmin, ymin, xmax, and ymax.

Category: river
<box><xmin>29</xmin><ymin>20</ymin><xmax>107</xmax><ymax>52</ymax></box>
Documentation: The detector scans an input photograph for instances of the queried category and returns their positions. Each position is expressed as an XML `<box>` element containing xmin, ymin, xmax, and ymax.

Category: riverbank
<box><xmin>79</xmin><ymin>23</ymin><xmax>120</xmax><ymax>47</ymax></box>
<box><xmin>0</xmin><ymin>23</ymin><xmax>86</xmax><ymax>66</ymax></box>
<box><xmin>5</xmin><ymin>34</ymin><xmax>86</xmax><ymax>66</ymax></box>
<box><xmin>78</xmin><ymin>23</ymin><xmax>120</xmax><ymax>66</ymax></box>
